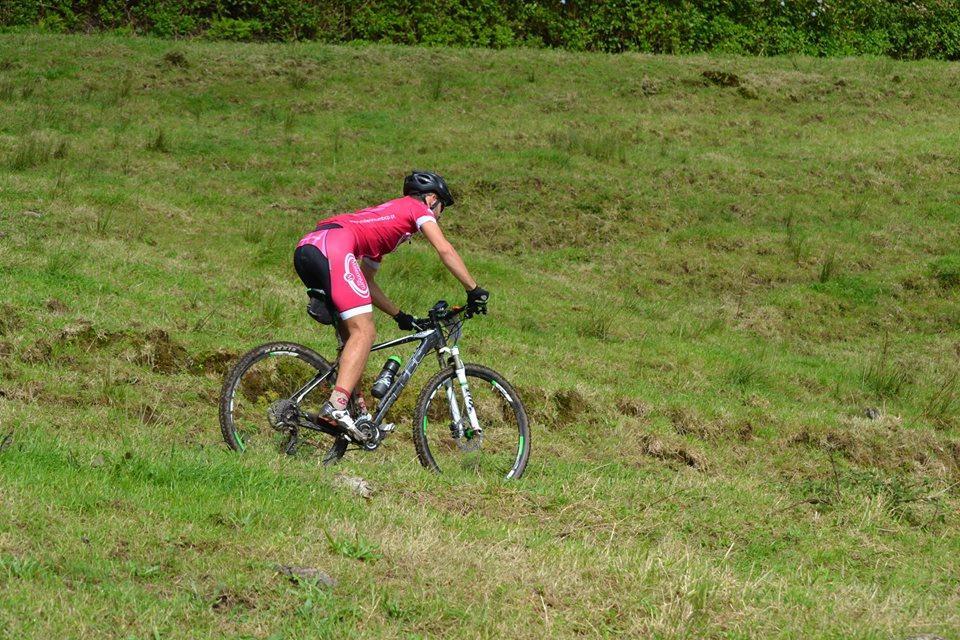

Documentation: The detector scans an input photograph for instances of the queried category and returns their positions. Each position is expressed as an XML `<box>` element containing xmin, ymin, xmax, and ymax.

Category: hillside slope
<box><xmin>0</xmin><ymin>34</ymin><xmax>958</xmax><ymax>638</ymax></box>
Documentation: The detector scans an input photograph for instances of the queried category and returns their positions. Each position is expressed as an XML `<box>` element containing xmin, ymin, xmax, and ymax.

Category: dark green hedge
<box><xmin>3</xmin><ymin>1</ymin><xmax>960</xmax><ymax>59</ymax></box>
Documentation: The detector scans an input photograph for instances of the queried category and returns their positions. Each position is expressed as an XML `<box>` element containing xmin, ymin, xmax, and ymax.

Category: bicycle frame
<box><xmin>290</xmin><ymin>323</ymin><xmax>465</xmax><ymax>432</ymax></box>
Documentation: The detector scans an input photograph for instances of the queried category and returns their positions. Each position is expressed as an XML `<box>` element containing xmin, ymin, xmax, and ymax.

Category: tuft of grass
<box><xmin>282</xmin><ymin>110</ymin><xmax>296</xmax><ymax>132</ymax></box>
<box><xmin>0</xmin><ymin>80</ymin><xmax>15</xmax><ymax>100</ymax></box>
<box><xmin>92</xmin><ymin>210</ymin><xmax>114</xmax><ymax>236</ymax></box>
<box><xmin>44</xmin><ymin>252</ymin><xmax>73</xmax><ymax>279</ymax></box>
<box><xmin>702</xmin><ymin>70</ymin><xmax>741</xmax><ymax>87</ymax></box>
<box><xmin>922</xmin><ymin>369</ymin><xmax>959</xmax><ymax>428</ymax></box>
<box><xmin>818</xmin><ymin>251</ymin><xmax>838</xmax><ymax>283</ymax></box>
<box><xmin>9</xmin><ymin>134</ymin><xmax>53</xmax><ymax>170</ymax></box>
<box><xmin>117</xmin><ymin>69</ymin><xmax>134</xmax><ymax>100</ymax></box>
<box><xmin>20</xmin><ymin>78</ymin><xmax>37</xmax><ymax>99</ymax></box>
<box><xmin>576</xmin><ymin>313</ymin><xmax>615</xmax><ymax>340</ymax></box>
<box><xmin>786</xmin><ymin>230</ymin><xmax>808</xmax><ymax>264</ymax></box>
<box><xmin>162</xmin><ymin>50</ymin><xmax>188</xmax><ymax>67</ymax></box>
<box><xmin>145</xmin><ymin>128</ymin><xmax>170</xmax><ymax>153</ymax></box>
<box><xmin>52</xmin><ymin>139</ymin><xmax>68</xmax><ymax>159</ymax></box>
<box><xmin>324</xmin><ymin>530</ymin><xmax>382</xmax><ymax>562</ymax></box>
<box><xmin>0</xmin><ymin>555</ymin><xmax>43</xmax><ymax>580</ymax></box>
<box><xmin>331</xmin><ymin>127</ymin><xmax>342</xmax><ymax>160</ymax></box>
<box><xmin>241</xmin><ymin>220</ymin><xmax>264</xmax><ymax>244</ymax></box>
<box><xmin>548</xmin><ymin>129</ymin><xmax>628</xmax><ymax>164</ymax></box>
<box><xmin>725</xmin><ymin>357</ymin><xmax>765</xmax><ymax>388</ymax></box>
<box><xmin>927</xmin><ymin>254</ymin><xmax>960</xmax><ymax>288</ymax></box>
<box><xmin>260</xmin><ymin>298</ymin><xmax>285</xmax><ymax>328</ymax></box>
<box><xmin>861</xmin><ymin>334</ymin><xmax>911</xmax><ymax>399</ymax></box>
<box><xmin>287</xmin><ymin>71</ymin><xmax>308</xmax><ymax>90</ymax></box>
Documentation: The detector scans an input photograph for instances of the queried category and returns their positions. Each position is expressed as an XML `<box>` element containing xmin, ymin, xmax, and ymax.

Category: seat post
<box><xmin>333</xmin><ymin>316</ymin><xmax>347</xmax><ymax>352</ymax></box>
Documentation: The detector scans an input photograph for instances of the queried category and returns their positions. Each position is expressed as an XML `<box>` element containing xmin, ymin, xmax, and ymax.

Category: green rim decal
<box><xmin>236</xmin><ymin>431</ymin><xmax>246</xmax><ymax>452</ymax></box>
<box><xmin>517</xmin><ymin>434</ymin><xmax>524</xmax><ymax>460</ymax></box>
<box><xmin>422</xmin><ymin>416</ymin><xmax>427</xmax><ymax>434</ymax></box>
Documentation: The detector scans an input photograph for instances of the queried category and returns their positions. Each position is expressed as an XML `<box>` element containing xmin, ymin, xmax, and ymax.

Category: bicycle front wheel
<box><xmin>413</xmin><ymin>364</ymin><xmax>530</xmax><ymax>480</ymax></box>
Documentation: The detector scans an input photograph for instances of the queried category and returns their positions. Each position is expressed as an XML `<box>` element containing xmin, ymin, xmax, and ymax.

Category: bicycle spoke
<box><xmin>417</xmin><ymin>367</ymin><xmax>528</xmax><ymax>479</ymax></box>
<box><xmin>221</xmin><ymin>345</ymin><xmax>333</xmax><ymax>457</ymax></box>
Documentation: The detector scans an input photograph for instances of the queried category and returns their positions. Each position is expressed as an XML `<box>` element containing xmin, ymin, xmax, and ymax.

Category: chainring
<box><xmin>355</xmin><ymin>417</ymin><xmax>381</xmax><ymax>450</ymax></box>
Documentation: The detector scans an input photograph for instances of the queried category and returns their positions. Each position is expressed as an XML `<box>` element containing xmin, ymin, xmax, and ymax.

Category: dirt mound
<box><xmin>617</xmin><ymin>397</ymin><xmax>650</xmax><ymax>418</ymax></box>
<box><xmin>668</xmin><ymin>406</ymin><xmax>722</xmax><ymax>440</ymax></box>
<box><xmin>638</xmin><ymin>432</ymin><xmax>708</xmax><ymax>470</ymax></box>
<box><xmin>789</xmin><ymin>415</ymin><xmax>956</xmax><ymax>474</ymax></box>
<box><xmin>552</xmin><ymin>388</ymin><xmax>588</xmax><ymax>424</ymax></box>
<box><xmin>190</xmin><ymin>349</ymin><xmax>239</xmax><ymax>376</ymax></box>
<box><xmin>0</xmin><ymin>304</ymin><xmax>25</xmax><ymax>337</ymax></box>
<box><xmin>45</xmin><ymin>298</ymin><xmax>68</xmax><ymax>314</ymax></box>
<box><xmin>702</xmin><ymin>70</ymin><xmax>740</xmax><ymax>87</ymax></box>
<box><xmin>134</xmin><ymin>329</ymin><xmax>190</xmax><ymax>374</ymax></box>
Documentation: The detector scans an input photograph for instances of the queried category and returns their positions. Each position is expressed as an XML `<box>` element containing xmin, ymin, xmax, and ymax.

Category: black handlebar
<box><xmin>412</xmin><ymin>299</ymin><xmax>486</xmax><ymax>331</ymax></box>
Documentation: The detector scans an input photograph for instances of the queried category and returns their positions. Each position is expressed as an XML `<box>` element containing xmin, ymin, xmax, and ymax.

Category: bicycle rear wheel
<box><xmin>218</xmin><ymin>341</ymin><xmax>338</xmax><ymax>459</ymax></box>
<box><xmin>413</xmin><ymin>364</ymin><xmax>530</xmax><ymax>480</ymax></box>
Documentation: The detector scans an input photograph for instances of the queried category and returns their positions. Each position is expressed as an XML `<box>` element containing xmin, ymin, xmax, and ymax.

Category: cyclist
<box><xmin>293</xmin><ymin>170</ymin><xmax>489</xmax><ymax>439</ymax></box>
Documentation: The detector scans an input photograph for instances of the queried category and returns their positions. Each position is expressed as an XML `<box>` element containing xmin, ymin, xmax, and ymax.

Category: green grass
<box><xmin>0</xmin><ymin>32</ymin><xmax>959</xmax><ymax>638</ymax></box>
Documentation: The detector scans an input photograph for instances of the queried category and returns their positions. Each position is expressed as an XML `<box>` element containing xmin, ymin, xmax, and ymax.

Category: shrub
<box><xmin>205</xmin><ymin>18</ymin><xmax>263</xmax><ymax>42</ymax></box>
<box><xmin>2</xmin><ymin>1</ymin><xmax>959</xmax><ymax>60</ymax></box>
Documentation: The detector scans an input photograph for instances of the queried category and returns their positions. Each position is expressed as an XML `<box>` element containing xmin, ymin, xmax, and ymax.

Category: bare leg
<box><xmin>334</xmin><ymin>313</ymin><xmax>376</xmax><ymax>396</ymax></box>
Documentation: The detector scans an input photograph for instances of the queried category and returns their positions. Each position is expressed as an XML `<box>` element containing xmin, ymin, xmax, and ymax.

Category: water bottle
<box><xmin>371</xmin><ymin>356</ymin><xmax>402</xmax><ymax>399</ymax></box>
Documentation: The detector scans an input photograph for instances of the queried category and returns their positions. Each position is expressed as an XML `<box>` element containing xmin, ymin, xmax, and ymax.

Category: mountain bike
<box><xmin>218</xmin><ymin>293</ymin><xmax>530</xmax><ymax>480</ymax></box>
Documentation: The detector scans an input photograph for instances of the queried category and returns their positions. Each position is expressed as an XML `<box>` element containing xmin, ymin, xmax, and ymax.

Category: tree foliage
<box><xmin>3</xmin><ymin>0</ymin><xmax>959</xmax><ymax>59</ymax></box>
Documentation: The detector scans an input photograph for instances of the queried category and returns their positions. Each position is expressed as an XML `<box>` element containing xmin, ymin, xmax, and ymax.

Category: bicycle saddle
<box><xmin>306</xmin><ymin>288</ymin><xmax>335</xmax><ymax>325</ymax></box>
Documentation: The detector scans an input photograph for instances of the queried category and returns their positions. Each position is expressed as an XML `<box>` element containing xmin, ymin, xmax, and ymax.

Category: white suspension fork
<box><xmin>444</xmin><ymin>346</ymin><xmax>481</xmax><ymax>436</ymax></box>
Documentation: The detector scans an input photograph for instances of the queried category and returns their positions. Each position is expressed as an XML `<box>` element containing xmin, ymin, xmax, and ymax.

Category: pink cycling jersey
<box><xmin>295</xmin><ymin>196</ymin><xmax>437</xmax><ymax>318</ymax></box>
<box><xmin>301</xmin><ymin>196</ymin><xmax>436</xmax><ymax>265</ymax></box>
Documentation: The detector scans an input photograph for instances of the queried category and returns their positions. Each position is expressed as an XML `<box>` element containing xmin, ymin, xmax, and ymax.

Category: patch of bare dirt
<box><xmin>668</xmin><ymin>406</ymin><xmax>722</xmax><ymax>440</ymax></box>
<box><xmin>553</xmin><ymin>388</ymin><xmax>588</xmax><ymax>424</ymax></box>
<box><xmin>190</xmin><ymin>348</ymin><xmax>239</xmax><ymax>376</ymax></box>
<box><xmin>133</xmin><ymin>329</ymin><xmax>190</xmax><ymax>374</ymax></box>
<box><xmin>789</xmin><ymin>415</ymin><xmax>955</xmax><ymax>474</ymax></box>
<box><xmin>211</xmin><ymin>589</ymin><xmax>256</xmax><ymax>613</ymax></box>
<box><xmin>0</xmin><ymin>304</ymin><xmax>23</xmax><ymax>336</ymax></box>
<box><xmin>638</xmin><ymin>433</ymin><xmax>708</xmax><ymax>470</ymax></box>
<box><xmin>45</xmin><ymin>298</ymin><xmax>68</xmax><ymax>314</ymax></box>
<box><xmin>702</xmin><ymin>70</ymin><xmax>740</xmax><ymax>87</ymax></box>
<box><xmin>617</xmin><ymin>397</ymin><xmax>651</xmax><ymax>418</ymax></box>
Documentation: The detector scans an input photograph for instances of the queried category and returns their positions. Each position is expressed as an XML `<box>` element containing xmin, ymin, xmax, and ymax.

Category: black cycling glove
<box><xmin>466</xmin><ymin>286</ymin><xmax>489</xmax><ymax>313</ymax></box>
<box><xmin>393</xmin><ymin>310</ymin><xmax>417</xmax><ymax>331</ymax></box>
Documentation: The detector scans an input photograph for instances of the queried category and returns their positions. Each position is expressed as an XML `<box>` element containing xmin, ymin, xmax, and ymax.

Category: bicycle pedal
<box><xmin>380</xmin><ymin>422</ymin><xmax>396</xmax><ymax>433</ymax></box>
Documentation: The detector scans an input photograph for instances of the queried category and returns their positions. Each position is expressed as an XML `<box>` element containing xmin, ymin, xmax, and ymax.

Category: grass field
<box><xmin>0</xmin><ymin>32</ymin><xmax>958</xmax><ymax>638</ymax></box>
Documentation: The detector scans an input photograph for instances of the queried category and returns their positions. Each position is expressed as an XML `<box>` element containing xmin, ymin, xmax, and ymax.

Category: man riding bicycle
<box><xmin>293</xmin><ymin>170</ymin><xmax>489</xmax><ymax>439</ymax></box>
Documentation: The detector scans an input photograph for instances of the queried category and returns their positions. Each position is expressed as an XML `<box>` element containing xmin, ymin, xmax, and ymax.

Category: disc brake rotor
<box><xmin>450</xmin><ymin>422</ymin><xmax>483</xmax><ymax>452</ymax></box>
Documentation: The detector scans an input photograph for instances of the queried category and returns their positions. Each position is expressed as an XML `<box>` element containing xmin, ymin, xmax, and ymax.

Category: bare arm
<box><xmin>420</xmin><ymin>221</ymin><xmax>477</xmax><ymax>291</ymax></box>
<box><xmin>360</xmin><ymin>260</ymin><xmax>401</xmax><ymax>316</ymax></box>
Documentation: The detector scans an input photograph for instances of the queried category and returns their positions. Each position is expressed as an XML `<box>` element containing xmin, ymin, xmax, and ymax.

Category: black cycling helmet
<box><xmin>403</xmin><ymin>170</ymin><xmax>454</xmax><ymax>208</ymax></box>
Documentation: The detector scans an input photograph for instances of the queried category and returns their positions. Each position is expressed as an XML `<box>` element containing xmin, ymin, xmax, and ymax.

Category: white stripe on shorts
<box><xmin>340</xmin><ymin>304</ymin><xmax>373</xmax><ymax>320</ymax></box>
